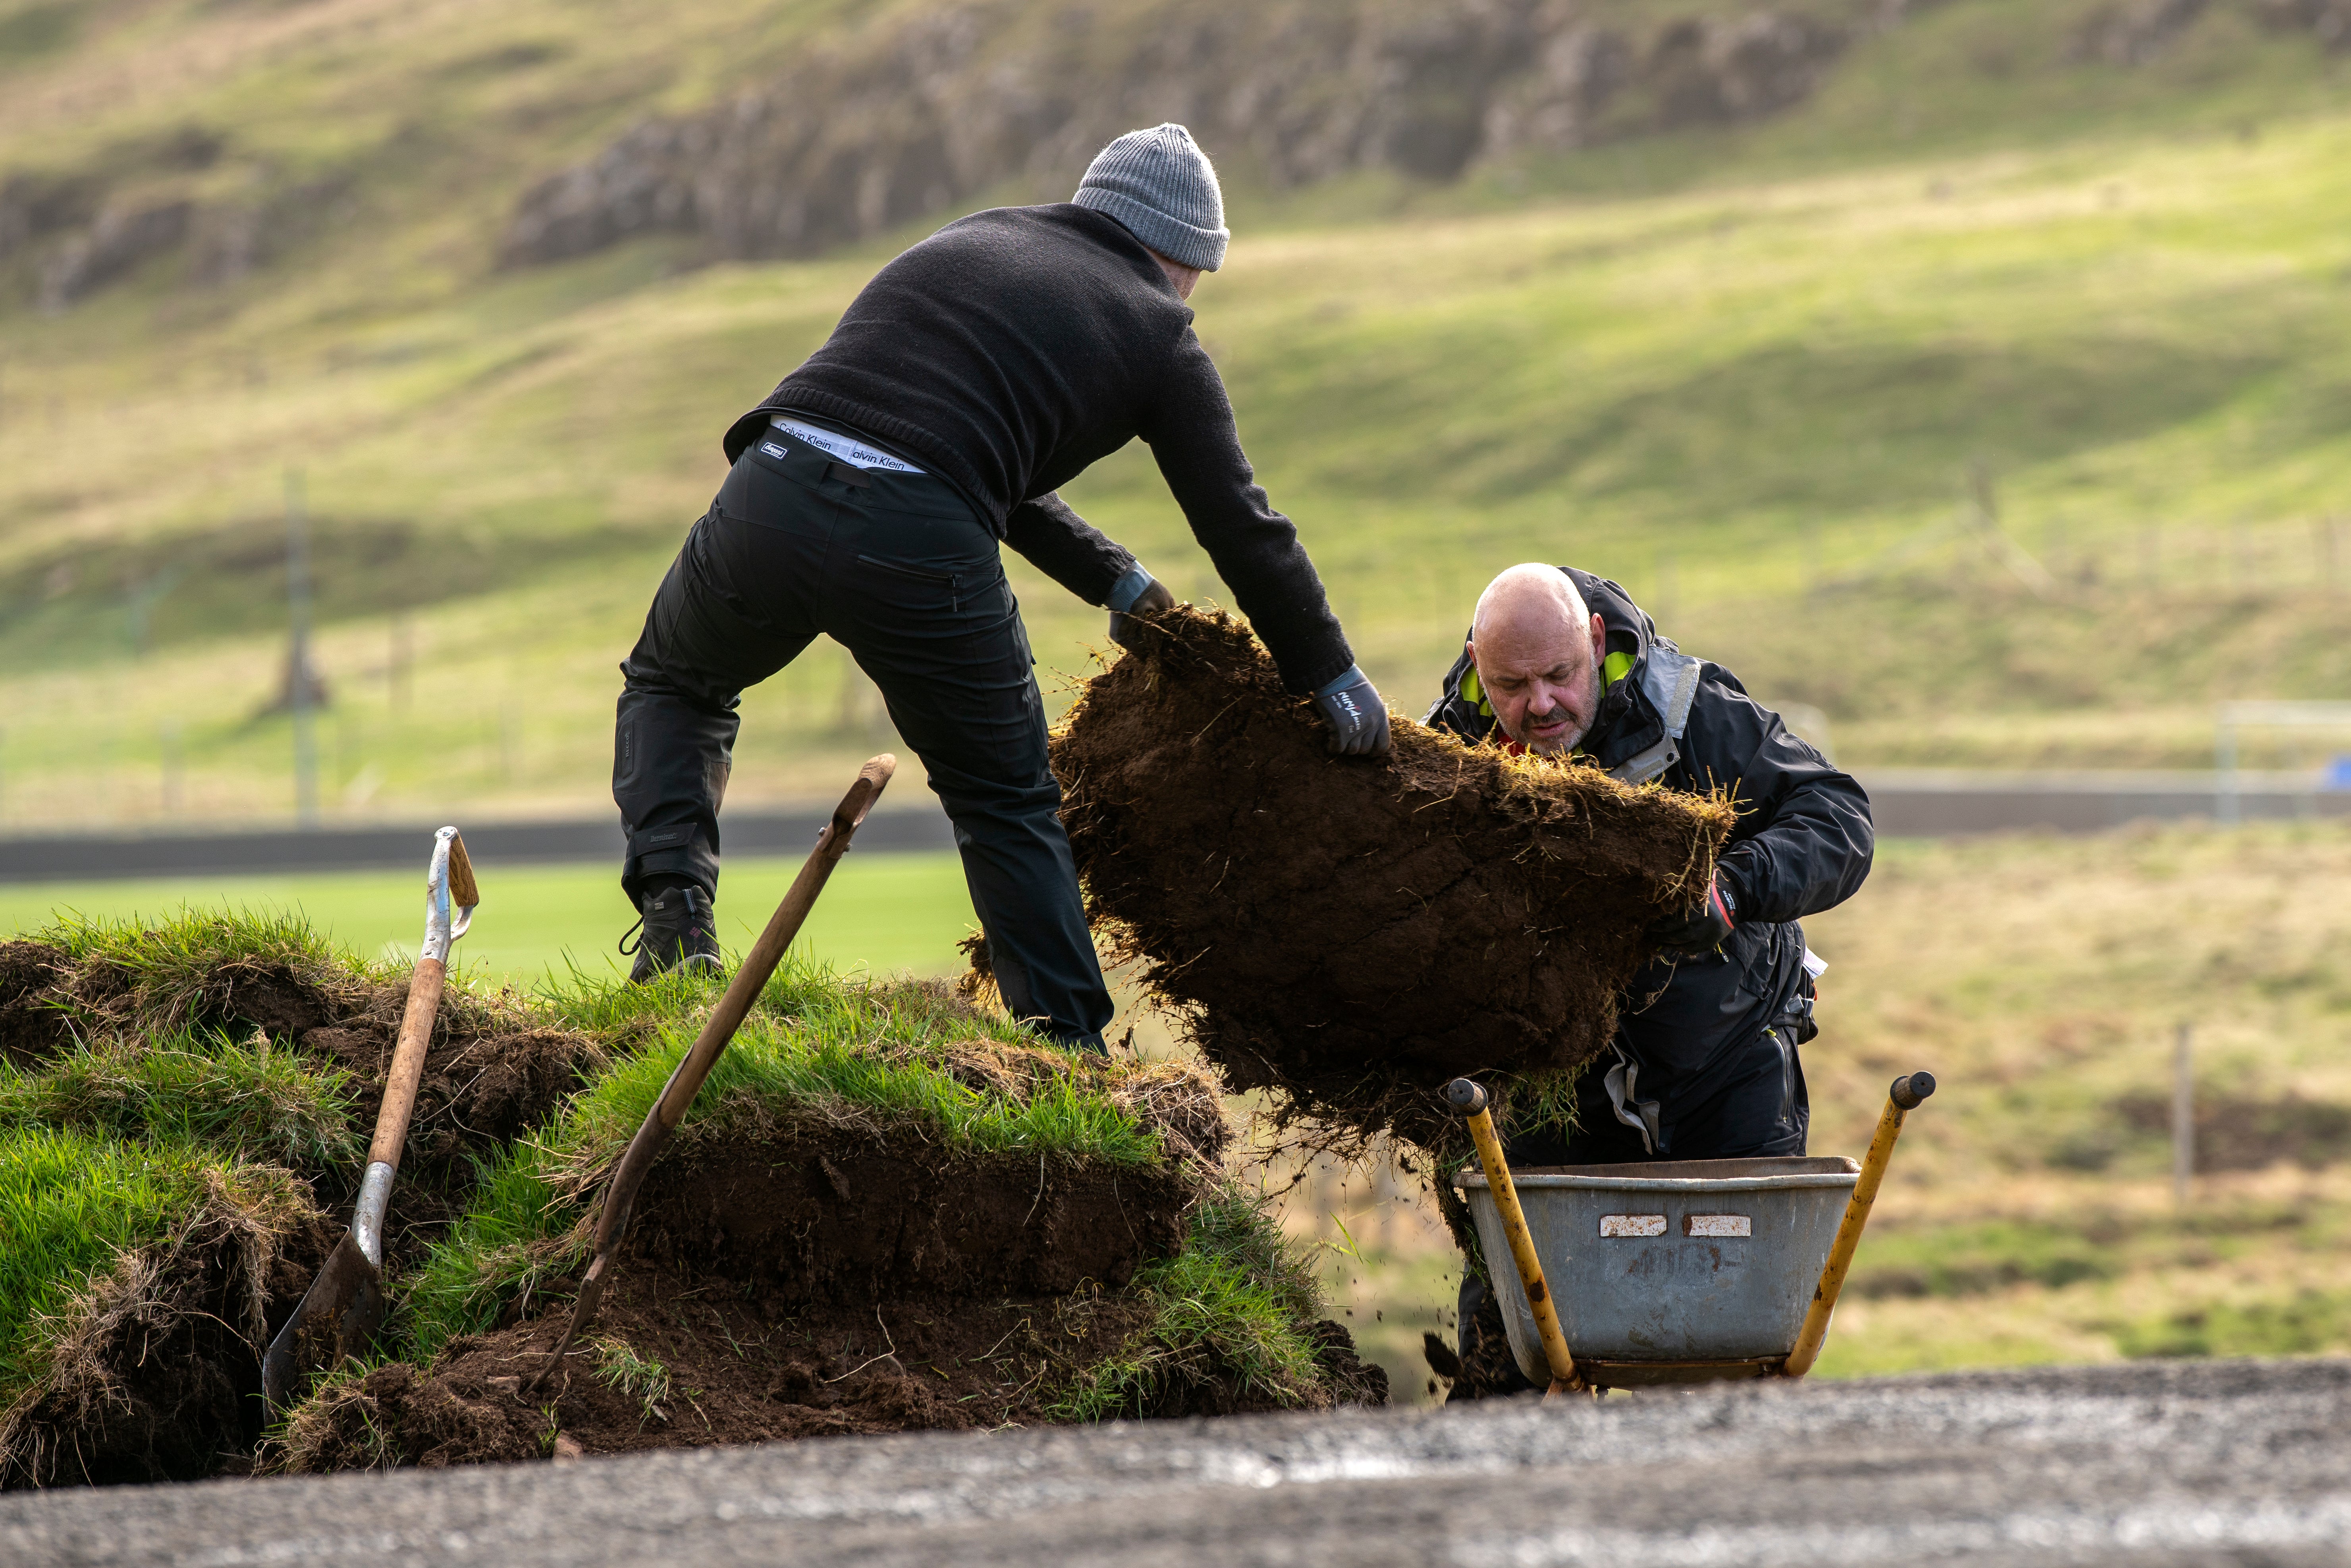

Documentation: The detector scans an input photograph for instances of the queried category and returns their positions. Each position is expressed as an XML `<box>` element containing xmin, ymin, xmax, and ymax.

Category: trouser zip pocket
<box><xmin>855</xmin><ymin>554</ymin><xmax>960</xmax><ymax>611</ymax></box>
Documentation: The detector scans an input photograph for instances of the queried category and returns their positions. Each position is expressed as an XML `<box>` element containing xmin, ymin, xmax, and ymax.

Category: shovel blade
<box><xmin>260</xmin><ymin>1232</ymin><xmax>384</xmax><ymax>1416</ymax></box>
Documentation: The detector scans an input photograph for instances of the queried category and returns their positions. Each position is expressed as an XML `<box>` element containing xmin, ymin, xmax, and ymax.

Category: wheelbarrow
<box><xmin>1449</xmin><ymin>1071</ymin><xmax>1935</xmax><ymax>1393</ymax></box>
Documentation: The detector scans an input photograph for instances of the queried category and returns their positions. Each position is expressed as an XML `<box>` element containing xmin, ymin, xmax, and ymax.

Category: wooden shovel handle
<box><xmin>369</xmin><ymin>955</ymin><xmax>447</xmax><ymax>1170</ymax></box>
<box><xmin>656</xmin><ymin>752</ymin><xmax>896</xmax><ymax>1128</ymax></box>
<box><xmin>585</xmin><ymin>754</ymin><xmax>898</xmax><ymax>1259</ymax></box>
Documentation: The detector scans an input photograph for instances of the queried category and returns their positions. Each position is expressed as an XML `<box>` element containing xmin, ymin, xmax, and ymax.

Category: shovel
<box><xmin>532</xmin><ymin>753</ymin><xmax>896</xmax><ymax>1392</ymax></box>
<box><xmin>261</xmin><ymin>826</ymin><xmax>478</xmax><ymax>1416</ymax></box>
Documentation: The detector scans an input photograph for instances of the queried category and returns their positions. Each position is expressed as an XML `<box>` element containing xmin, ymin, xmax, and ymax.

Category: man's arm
<box><xmin>1677</xmin><ymin>670</ymin><xmax>1874</xmax><ymax>925</ymax></box>
<box><xmin>1001</xmin><ymin>492</ymin><xmax>1137</xmax><ymax>605</ymax></box>
<box><xmin>1139</xmin><ymin>330</ymin><xmax>1353</xmax><ymax>695</ymax></box>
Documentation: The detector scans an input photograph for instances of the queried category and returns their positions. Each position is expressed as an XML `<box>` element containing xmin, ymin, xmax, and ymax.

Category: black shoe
<box><xmin>620</xmin><ymin>885</ymin><xmax>722</xmax><ymax>983</ymax></box>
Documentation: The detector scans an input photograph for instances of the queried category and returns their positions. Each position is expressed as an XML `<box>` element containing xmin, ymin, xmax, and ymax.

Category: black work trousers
<box><xmin>613</xmin><ymin>435</ymin><xmax>1114</xmax><ymax>1051</ymax></box>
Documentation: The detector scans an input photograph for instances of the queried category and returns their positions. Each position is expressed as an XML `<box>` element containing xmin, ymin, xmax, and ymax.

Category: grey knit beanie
<box><xmin>1072</xmin><ymin>123</ymin><xmax>1229</xmax><ymax>272</ymax></box>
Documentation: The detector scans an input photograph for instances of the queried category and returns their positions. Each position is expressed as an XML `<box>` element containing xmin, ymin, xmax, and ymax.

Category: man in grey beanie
<box><xmin>611</xmin><ymin>123</ymin><xmax>1387</xmax><ymax>1049</ymax></box>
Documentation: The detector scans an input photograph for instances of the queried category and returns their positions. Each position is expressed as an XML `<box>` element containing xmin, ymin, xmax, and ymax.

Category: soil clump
<box><xmin>0</xmin><ymin>941</ymin><xmax>69</xmax><ymax>1066</ymax></box>
<box><xmin>627</xmin><ymin>1133</ymin><xmax>1196</xmax><ymax>1298</ymax></box>
<box><xmin>1051</xmin><ymin>607</ymin><xmax>1734</xmax><ymax>1148</ymax></box>
<box><xmin>7</xmin><ymin>943</ymin><xmax>603</xmax><ymax>1194</ymax></box>
<box><xmin>0</xmin><ymin>1176</ymin><xmax>331</xmax><ymax>1489</ymax></box>
<box><xmin>279</xmin><ymin>1136</ymin><xmax>1383</xmax><ymax>1470</ymax></box>
<box><xmin>2</xmin><ymin>941</ymin><xmax>603</xmax><ymax>1488</ymax></box>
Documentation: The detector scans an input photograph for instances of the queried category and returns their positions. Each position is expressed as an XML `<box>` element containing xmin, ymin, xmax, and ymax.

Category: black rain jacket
<box><xmin>1425</xmin><ymin>567</ymin><xmax>1875</xmax><ymax>1151</ymax></box>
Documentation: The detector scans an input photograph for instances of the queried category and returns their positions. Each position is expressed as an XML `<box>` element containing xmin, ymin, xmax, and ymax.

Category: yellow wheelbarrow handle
<box><xmin>1448</xmin><ymin>1078</ymin><xmax>1588</xmax><ymax>1398</ymax></box>
<box><xmin>1783</xmin><ymin>1070</ymin><xmax>1937</xmax><ymax>1378</ymax></box>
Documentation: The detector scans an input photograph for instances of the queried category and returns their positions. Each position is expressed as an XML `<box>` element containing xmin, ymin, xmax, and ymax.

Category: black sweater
<box><xmin>723</xmin><ymin>204</ymin><xmax>1352</xmax><ymax>694</ymax></box>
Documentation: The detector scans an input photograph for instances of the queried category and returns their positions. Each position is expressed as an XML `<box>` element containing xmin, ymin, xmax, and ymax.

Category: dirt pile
<box><xmin>1051</xmin><ymin>608</ymin><xmax>1734</xmax><ymax>1148</ymax></box>
<box><xmin>0</xmin><ymin>1170</ymin><xmax>328</xmax><ymax>1489</ymax></box>
<box><xmin>280</xmin><ymin>1134</ymin><xmax>1383</xmax><ymax>1469</ymax></box>
<box><xmin>1</xmin><ymin>939</ymin><xmax>602</xmax><ymax>1196</ymax></box>
<box><xmin>0</xmin><ymin>934</ymin><xmax>605</xmax><ymax>1489</ymax></box>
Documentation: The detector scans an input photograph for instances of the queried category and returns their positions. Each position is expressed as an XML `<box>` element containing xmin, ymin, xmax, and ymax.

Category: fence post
<box><xmin>2172</xmin><ymin>1022</ymin><xmax>2193</xmax><ymax>1209</ymax></box>
<box><xmin>2215</xmin><ymin>708</ymin><xmax>2240</xmax><ymax>828</ymax></box>
<box><xmin>162</xmin><ymin>720</ymin><xmax>184</xmax><ymax>815</ymax></box>
<box><xmin>389</xmin><ymin>614</ymin><xmax>414</xmax><ymax>711</ymax></box>
<box><xmin>286</xmin><ymin>469</ymin><xmax>319</xmax><ymax>828</ymax></box>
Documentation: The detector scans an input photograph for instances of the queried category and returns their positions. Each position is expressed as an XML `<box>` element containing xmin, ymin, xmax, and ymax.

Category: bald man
<box><xmin>1428</xmin><ymin>563</ymin><xmax>1873</xmax><ymax>1393</ymax></box>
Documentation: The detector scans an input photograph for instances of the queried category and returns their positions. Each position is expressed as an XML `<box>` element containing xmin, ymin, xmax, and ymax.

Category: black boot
<box><xmin>621</xmin><ymin>884</ymin><xmax>722</xmax><ymax>983</ymax></box>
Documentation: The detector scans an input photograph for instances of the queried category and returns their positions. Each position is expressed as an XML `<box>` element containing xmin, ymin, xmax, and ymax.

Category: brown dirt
<box><xmin>626</xmin><ymin>1134</ymin><xmax>1196</xmax><ymax>1299</ymax></box>
<box><xmin>2116</xmin><ymin>1089</ymin><xmax>2351</xmax><ymax>1173</ymax></box>
<box><xmin>0</xmin><ymin>1177</ymin><xmax>332</xmax><ymax>1490</ymax></box>
<box><xmin>0</xmin><ymin>941</ymin><xmax>70</xmax><ymax>1066</ymax></box>
<box><xmin>285</xmin><ymin>1278</ymin><xmax>1382</xmax><ymax>1468</ymax></box>
<box><xmin>278</xmin><ymin>1136</ymin><xmax>1383</xmax><ymax>1471</ymax></box>
<box><xmin>1435</xmin><ymin>1286</ymin><xmax>1532</xmax><ymax>1401</ymax></box>
<box><xmin>1050</xmin><ymin>607</ymin><xmax>1735</xmax><ymax>1148</ymax></box>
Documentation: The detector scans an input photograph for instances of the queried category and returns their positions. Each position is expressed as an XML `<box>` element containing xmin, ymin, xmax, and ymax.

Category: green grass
<box><xmin>5</xmin><ymin>4</ymin><xmax>2351</xmax><ymax>825</ymax></box>
<box><xmin>0</xmin><ymin>1033</ymin><xmax>363</xmax><ymax>1178</ymax></box>
<box><xmin>591</xmin><ymin>1335</ymin><xmax>672</xmax><ymax>1420</ymax></box>
<box><xmin>550</xmin><ymin>964</ymin><xmax>1170</xmax><ymax>1173</ymax></box>
<box><xmin>1045</xmin><ymin>1186</ymin><xmax>1333</xmax><ymax>1420</ymax></box>
<box><xmin>0</xmin><ymin>850</ymin><xmax>980</xmax><ymax>984</ymax></box>
<box><xmin>0</xmin><ymin>1128</ymin><xmax>249</xmax><ymax>1393</ymax></box>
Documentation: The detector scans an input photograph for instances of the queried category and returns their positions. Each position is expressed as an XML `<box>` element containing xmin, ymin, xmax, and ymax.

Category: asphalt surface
<box><xmin>6</xmin><ymin>1360</ymin><xmax>2347</xmax><ymax>1566</ymax></box>
<box><xmin>10</xmin><ymin>772</ymin><xmax>2349</xmax><ymax>883</ymax></box>
<box><xmin>0</xmin><ymin>803</ymin><xmax>956</xmax><ymax>883</ymax></box>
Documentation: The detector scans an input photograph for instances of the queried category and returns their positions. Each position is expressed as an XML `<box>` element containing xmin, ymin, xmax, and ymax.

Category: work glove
<box><xmin>1648</xmin><ymin>874</ymin><xmax>1736</xmax><ymax>955</ymax></box>
<box><xmin>1313</xmin><ymin>665</ymin><xmax>1392</xmax><ymax>757</ymax></box>
<box><xmin>1107</xmin><ymin>569</ymin><xmax>1176</xmax><ymax>648</ymax></box>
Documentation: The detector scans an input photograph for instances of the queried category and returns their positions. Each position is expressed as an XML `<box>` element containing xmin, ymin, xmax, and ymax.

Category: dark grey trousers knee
<box><xmin>611</xmin><ymin>438</ymin><xmax>1114</xmax><ymax>1051</ymax></box>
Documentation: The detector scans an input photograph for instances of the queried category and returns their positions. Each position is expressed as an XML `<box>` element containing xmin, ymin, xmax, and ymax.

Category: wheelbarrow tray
<box><xmin>1458</xmin><ymin>1155</ymin><xmax>1860</xmax><ymax>1389</ymax></box>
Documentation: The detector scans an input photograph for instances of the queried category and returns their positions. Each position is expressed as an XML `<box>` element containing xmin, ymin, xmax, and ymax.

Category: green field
<box><xmin>0</xmin><ymin>851</ymin><xmax>979</xmax><ymax>986</ymax></box>
<box><xmin>4</xmin><ymin>0</ymin><xmax>2350</xmax><ymax>831</ymax></box>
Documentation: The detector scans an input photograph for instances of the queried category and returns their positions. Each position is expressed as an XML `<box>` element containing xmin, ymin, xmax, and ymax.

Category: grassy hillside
<box><xmin>3</xmin><ymin>0</ymin><xmax>2350</xmax><ymax>831</ymax></box>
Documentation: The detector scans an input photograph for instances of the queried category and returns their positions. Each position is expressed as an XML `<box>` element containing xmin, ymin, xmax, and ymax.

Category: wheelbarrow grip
<box><xmin>1783</xmin><ymin>1069</ymin><xmax>1936</xmax><ymax>1377</ymax></box>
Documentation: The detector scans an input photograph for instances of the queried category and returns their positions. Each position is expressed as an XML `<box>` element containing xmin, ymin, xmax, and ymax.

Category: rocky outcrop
<box><xmin>0</xmin><ymin>173</ymin><xmax>102</xmax><ymax>264</ymax></box>
<box><xmin>37</xmin><ymin>200</ymin><xmax>194</xmax><ymax>311</ymax></box>
<box><xmin>2251</xmin><ymin>0</ymin><xmax>2351</xmax><ymax>46</ymax></box>
<box><xmin>498</xmin><ymin>1</ymin><xmax>1856</xmax><ymax>270</ymax></box>
<box><xmin>2069</xmin><ymin>0</ymin><xmax>2209</xmax><ymax>64</ymax></box>
<box><xmin>18</xmin><ymin>172</ymin><xmax>353</xmax><ymax>312</ymax></box>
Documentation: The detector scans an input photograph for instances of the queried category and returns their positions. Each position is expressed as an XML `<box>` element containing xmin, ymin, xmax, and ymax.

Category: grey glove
<box><xmin>1313</xmin><ymin>665</ymin><xmax>1392</xmax><ymax>757</ymax></box>
<box><xmin>1107</xmin><ymin>569</ymin><xmax>1175</xmax><ymax>648</ymax></box>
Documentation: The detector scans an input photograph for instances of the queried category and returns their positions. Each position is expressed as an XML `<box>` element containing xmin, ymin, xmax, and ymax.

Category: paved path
<box><xmin>7</xmin><ymin>1361</ymin><xmax>2346</xmax><ymax>1566</ymax></box>
<box><xmin>7</xmin><ymin>771</ymin><xmax>2347</xmax><ymax>883</ymax></box>
<box><xmin>0</xmin><ymin>803</ymin><xmax>956</xmax><ymax>884</ymax></box>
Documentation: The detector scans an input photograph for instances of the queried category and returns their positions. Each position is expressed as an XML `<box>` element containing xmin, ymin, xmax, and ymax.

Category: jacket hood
<box><xmin>1426</xmin><ymin>565</ymin><xmax>1670</xmax><ymax>768</ymax></box>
